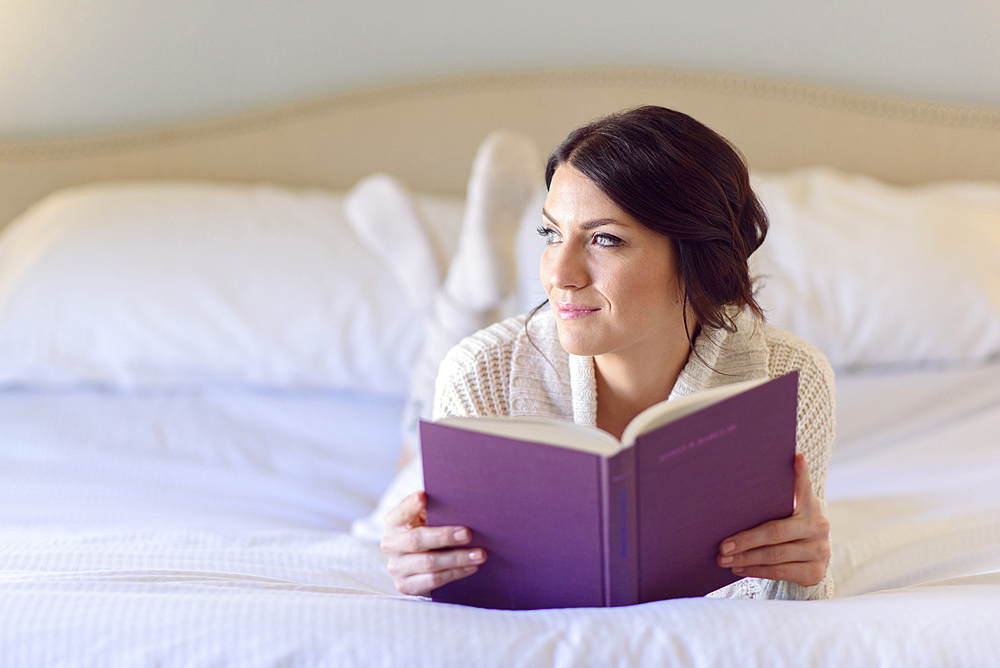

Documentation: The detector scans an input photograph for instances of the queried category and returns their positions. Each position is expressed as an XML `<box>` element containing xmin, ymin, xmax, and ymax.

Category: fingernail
<box><xmin>722</xmin><ymin>541</ymin><xmax>736</xmax><ymax>555</ymax></box>
<box><xmin>719</xmin><ymin>555</ymin><xmax>734</xmax><ymax>566</ymax></box>
<box><xmin>453</xmin><ymin>528</ymin><xmax>470</xmax><ymax>542</ymax></box>
<box><xmin>733</xmin><ymin>567</ymin><xmax>744</xmax><ymax>574</ymax></box>
<box><xmin>469</xmin><ymin>549</ymin><xmax>484</xmax><ymax>563</ymax></box>
<box><xmin>463</xmin><ymin>566</ymin><xmax>478</xmax><ymax>574</ymax></box>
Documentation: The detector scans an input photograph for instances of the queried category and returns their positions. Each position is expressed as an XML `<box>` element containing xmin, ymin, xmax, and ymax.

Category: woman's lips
<box><xmin>556</xmin><ymin>302</ymin><xmax>600</xmax><ymax>320</ymax></box>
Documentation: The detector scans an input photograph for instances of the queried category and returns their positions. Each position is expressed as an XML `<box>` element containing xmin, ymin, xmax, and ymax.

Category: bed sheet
<box><xmin>2</xmin><ymin>364</ymin><xmax>999</xmax><ymax>667</ymax></box>
<box><xmin>0</xmin><ymin>387</ymin><xmax>404</xmax><ymax>531</ymax></box>
<box><xmin>827</xmin><ymin>362</ymin><xmax>1000</xmax><ymax>600</ymax></box>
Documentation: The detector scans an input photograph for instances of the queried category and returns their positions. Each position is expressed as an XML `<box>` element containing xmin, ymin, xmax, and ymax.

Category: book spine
<box><xmin>603</xmin><ymin>447</ymin><xmax>638</xmax><ymax>606</ymax></box>
<box><xmin>600</xmin><ymin>457</ymin><xmax>610</xmax><ymax>607</ymax></box>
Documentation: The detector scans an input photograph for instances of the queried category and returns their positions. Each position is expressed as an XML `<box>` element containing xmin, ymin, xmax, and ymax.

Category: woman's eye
<box><xmin>593</xmin><ymin>233</ymin><xmax>624</xmax><ymax>247</ymax></box>
<box><xmin>536</xmin><ymin>226</ymin><xmax>561</xmax><ymax>244</ymax></box>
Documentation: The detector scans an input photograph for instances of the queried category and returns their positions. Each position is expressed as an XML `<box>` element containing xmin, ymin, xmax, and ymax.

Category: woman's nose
<box><xmin>543</xmin><ymin>242</ymin><xmax>589</xmax><ymax>290</ymax></box>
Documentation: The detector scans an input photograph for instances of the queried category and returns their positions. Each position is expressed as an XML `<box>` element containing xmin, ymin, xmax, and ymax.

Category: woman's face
<box><xmin>540</xmin><ymin>165</ymin><xmax>690</xmax><ymax>360</ymax></box>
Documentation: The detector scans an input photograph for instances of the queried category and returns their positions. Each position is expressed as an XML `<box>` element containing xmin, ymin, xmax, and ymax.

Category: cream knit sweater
<box><xmin>433</xmin><ymin>307</ymin><xmax>836</xmax><ymax>600</ymax></box>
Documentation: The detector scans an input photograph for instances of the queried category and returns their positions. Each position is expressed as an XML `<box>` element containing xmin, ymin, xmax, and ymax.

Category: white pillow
<box><xmin>0</xmin><ymin>181</ymin><xmax>464</xmax><ymax>394</ymax></box>
<box><xmin>751</xmin><ymin>167</ymin><xmax>1000</xmax><ymax>369</ymax></box>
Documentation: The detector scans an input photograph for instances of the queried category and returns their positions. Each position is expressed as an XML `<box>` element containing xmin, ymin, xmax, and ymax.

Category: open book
<box><xmin>420</xmin><ymin>371</ymin><xmax>799</xmax><ymax>610</ymax></box>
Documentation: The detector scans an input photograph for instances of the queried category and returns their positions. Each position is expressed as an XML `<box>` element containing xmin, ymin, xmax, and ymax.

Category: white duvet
<box><xmin>2</xmin><ymin>364</ymin><xmax>1000</xmax><ymax>667</ymax></box>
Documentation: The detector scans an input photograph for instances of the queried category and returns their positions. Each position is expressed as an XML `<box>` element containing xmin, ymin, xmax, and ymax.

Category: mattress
<box><xmin>2</xmin><ymin>362</ymin><xmax>999</xmax><ymax>666</ymax></box>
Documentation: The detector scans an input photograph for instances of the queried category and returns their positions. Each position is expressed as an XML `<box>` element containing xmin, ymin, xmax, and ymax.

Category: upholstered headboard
<box><xmin>2</xmin><ymin>67</ymin><xmax>999</xmax><ymax>231</ymax></box>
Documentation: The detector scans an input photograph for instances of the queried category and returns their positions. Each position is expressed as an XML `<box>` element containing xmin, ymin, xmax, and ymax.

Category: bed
<box><xmin>1</xmin><ymin>68</ymin><xmax>999</xmax><ymax>666</ymax></box>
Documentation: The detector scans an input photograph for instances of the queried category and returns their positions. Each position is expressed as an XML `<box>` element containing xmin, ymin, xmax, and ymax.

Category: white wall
<box><xmin>1</xmin><ymin>0</ymin><xmax>997</xmax><ymax>138</ymax></box>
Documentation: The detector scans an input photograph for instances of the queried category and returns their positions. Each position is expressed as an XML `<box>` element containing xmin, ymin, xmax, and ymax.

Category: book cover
<box><xmin>421</xmin><ymin>371</ymin><xmax>798</xmax><ymax>610</ymax></box>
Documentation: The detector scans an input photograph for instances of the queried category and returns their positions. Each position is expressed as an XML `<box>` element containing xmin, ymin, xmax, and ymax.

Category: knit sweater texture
<box><xmin>433</xmin><ymin>307</ymin><xmax>836</xmax><ymax>600</ymax></box>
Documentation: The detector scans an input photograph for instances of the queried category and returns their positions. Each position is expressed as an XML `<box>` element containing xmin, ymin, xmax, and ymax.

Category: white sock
<box><xmin>444</xmin><ymin>130</ymin><xmax>543</xmax><ymax>312</ymax></box>
<box><xmin>398</xmin><ymin>131</ymin><xmax>543</xmax><ymax>460</ymax></box>
<box><xmin>345</xmin><ymin>173</ymin><xmax>442</xmax><ymax>311</ymax></box>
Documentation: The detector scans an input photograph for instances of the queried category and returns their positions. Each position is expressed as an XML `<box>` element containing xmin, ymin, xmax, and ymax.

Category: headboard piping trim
<box><xmin>3</xmin><ymin>68</ymin><xmax>999</xmax><ymax>161</ymax></box>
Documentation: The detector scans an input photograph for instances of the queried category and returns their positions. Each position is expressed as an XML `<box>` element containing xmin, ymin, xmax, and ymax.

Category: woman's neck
<box><xmin>594</xmin><ymin>338</ymin><xmax>692</xmax><ymax>440</ymax></box>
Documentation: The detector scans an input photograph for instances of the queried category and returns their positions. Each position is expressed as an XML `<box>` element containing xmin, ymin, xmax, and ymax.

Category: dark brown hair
<box><xmin>545</xmin><ymin>105</ymin><xmax>767</xmax><ymax>334</ymax></box>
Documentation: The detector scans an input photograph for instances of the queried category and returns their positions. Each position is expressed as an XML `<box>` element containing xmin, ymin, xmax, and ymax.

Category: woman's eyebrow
<box><xmin>542</xmin><ymin>209</ymin><xmax>619</xmax><ymax>229</ymax></box>
<box><xmin>581</xmin><ymin>219</ymin><xmax>617</xmax><ymax>230</ymax></box>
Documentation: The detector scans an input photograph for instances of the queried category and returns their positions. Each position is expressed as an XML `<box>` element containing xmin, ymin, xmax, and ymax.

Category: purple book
<box><xmin>421</xmin><ymin>371</ymin><xmax>798</xmax><ymax>610</ymax></box>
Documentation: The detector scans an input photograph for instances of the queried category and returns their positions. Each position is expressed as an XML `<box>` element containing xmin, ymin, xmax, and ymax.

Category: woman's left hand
<box><xmin>716</xmin><ymin>453</ymin><xmax>830</xmax><ymax>587</ymax></box>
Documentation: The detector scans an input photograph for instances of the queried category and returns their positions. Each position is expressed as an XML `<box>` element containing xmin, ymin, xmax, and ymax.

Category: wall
<box><xmin>1</xmin><ymin>0</ymin><xmax>997</xmax><ymax>139</ymax></box>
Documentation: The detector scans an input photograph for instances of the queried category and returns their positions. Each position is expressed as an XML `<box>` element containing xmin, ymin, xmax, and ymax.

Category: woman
<box><xmin>382</xmin><ymin>106</ymin><xmax>834</xmax><ymax>601</ymax></box>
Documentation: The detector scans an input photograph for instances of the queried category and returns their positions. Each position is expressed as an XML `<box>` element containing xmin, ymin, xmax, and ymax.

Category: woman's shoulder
<box><xmin>696</xmin><ymin>312</ymin><xmax>833</xmax><ymax>397</ymax></box>
<box><xmin>434</xmin><ymin>309</ymin><xmax>562</xmax><ymax>419</ymax></box>
<box><xmin>759</xmin><ymin>322</ymin><xmax>834</xmax><ymax>394</ymax></box>
<box><xmin>442</xmin><ymin>310</ymin><xmax>559</xmax><ymax>366</ymax></box>
<box><xmin>441</xmin><ymin>313</ymin><xmax>529</xmax><ymax>367</ymax></box>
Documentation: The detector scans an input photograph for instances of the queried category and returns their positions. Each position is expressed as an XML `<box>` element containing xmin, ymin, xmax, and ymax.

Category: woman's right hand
<box><xmin>380</xmin><ymin>490</ymin><xmax>486</xmax><ymax>596</ymax></box>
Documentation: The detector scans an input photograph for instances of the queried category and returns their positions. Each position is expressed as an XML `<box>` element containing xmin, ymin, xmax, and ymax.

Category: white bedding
<box><xmin>2</xmin><ymin>363</ymin><xmax>999</xmax><ymax>667</ymax></box>
<box><xmin>2</xmin><ymin>160</ymin><xmax>999</xmax><ymax>665</ymax></box>
<box><xmin>0</xmin><ymin>388</ymin><xmax>404</xmax><ymax>531</ymax></box>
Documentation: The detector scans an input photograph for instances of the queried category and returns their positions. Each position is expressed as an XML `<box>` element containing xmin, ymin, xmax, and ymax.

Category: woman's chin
<box><xmin>555</xmin><ymin>328</ymin><xmax>606</xmax><ymax>358</ymax></box>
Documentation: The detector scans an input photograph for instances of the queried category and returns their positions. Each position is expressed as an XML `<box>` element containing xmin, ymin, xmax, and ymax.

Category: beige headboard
<box><xmin>2</xmin><ymin>67</ymin><xmax>999</xmax><ymax>231</ymax></box>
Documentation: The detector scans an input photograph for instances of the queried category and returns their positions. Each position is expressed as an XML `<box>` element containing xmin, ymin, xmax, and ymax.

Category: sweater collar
<box><xmin>669</xmin><ymin>309</ymin><xmax>770</xmax><ymax>400</ymax></box>
<box><xmin>569</xmin><ymin>352</ymin><xmax>597</xmax><ymax>427</ymax></box>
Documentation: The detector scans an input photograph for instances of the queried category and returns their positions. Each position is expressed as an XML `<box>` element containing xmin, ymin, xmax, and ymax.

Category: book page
<box><xmin>436</xmin><ymin>416</ymin><xmax>623</xmax><ymax>457</ymax></box>
<box><xmin>620</xmin><ymin>377</ymin><xmax>769</xmax><ymax>447</ymax></box>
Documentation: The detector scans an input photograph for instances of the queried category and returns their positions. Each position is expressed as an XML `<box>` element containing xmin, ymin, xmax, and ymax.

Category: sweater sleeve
<box><xmin>708</xmin><ymin>329</ymin><xmax>837</xmax><ymax>601</ymax></box>
<box><xmin>771</xmin><ymin>330</ymin><xmax>836</xmax><ymax>506</ymax></box>
<box><xmin>767</xmin><ymin>333</ymin><xmax>836</xmax><ymax>599</ymax></box>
